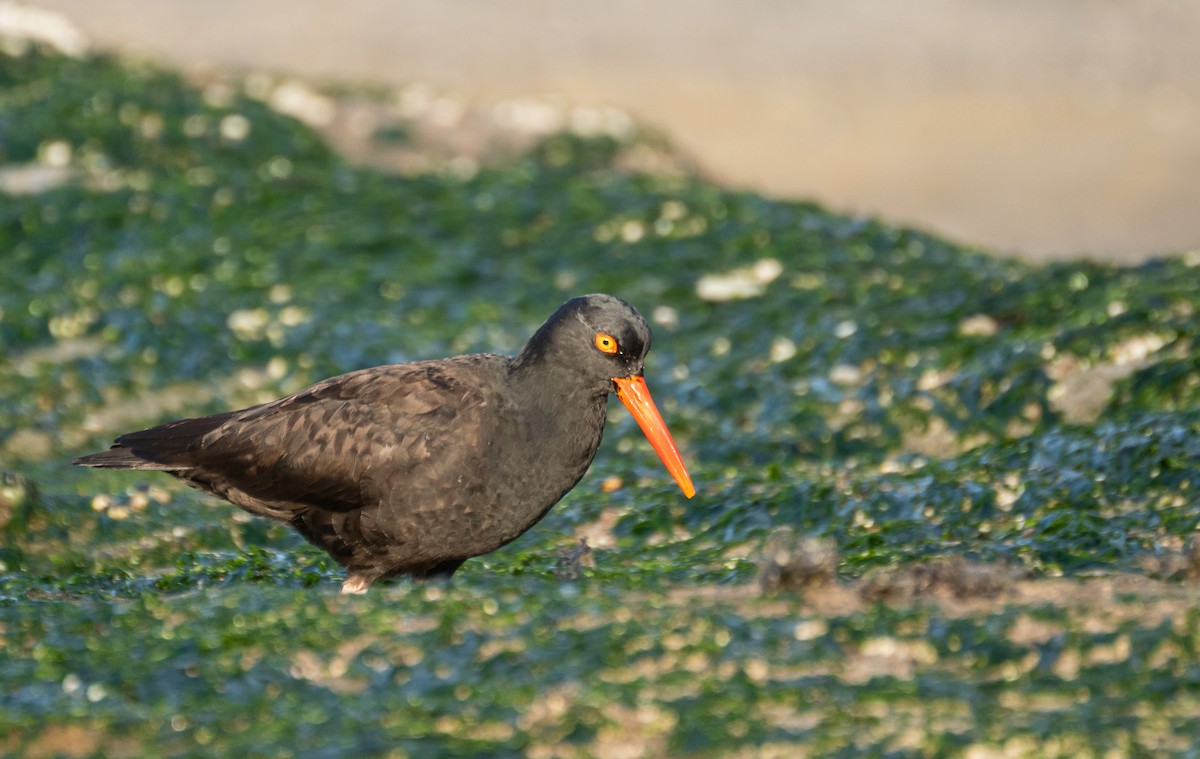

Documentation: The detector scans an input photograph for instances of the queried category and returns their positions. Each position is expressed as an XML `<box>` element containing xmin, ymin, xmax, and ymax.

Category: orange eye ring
<box><xmin>594</xmin><ymin>333</ymin><xmax>619</xmax><ymax>355</ymax></box>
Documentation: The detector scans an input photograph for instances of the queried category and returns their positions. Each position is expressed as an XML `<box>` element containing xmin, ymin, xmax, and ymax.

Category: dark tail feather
<box><xmin>73</xmin><ymin>446</ymin><xmax>179</xmax><ymax>470</ymax></box>
<box><xmin>73</xmin><ymin>411</ymin><xmax>236</xmax><ymax>470</ymax></box>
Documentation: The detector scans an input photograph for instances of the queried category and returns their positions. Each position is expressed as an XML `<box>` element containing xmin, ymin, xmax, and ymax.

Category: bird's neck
<box><xmin>509</xmin><ymin>355</ymin><xmax>608</xmax><ymax>421</ymax></box>
<box><xmin>508</xmin><ymin>356</ymin><xmax>609</xmax><ymax>471</ymax></box>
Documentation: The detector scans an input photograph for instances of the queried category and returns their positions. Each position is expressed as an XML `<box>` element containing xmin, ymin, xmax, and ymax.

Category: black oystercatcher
<box><xmin>74</xmin><ymin>294</ymin><xmax>695</xmax><ymax>593</ymax></box>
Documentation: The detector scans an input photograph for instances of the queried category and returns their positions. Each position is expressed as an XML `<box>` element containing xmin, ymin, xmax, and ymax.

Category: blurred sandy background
<box><xmin>30</xmin><ymin>0</ymin><xmax>1200</xmax><ymax>262</ymax></box>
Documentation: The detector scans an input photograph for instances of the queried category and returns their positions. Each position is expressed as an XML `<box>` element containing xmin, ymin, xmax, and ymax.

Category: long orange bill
<box><xmin>613</xmin><ymin>375</ymin><xmax>696</xmax><ymax>499</ymax></box>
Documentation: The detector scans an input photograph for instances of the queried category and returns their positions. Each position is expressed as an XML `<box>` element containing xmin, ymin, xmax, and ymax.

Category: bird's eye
<box><xmin>594</xmin><ymin>332</ymin><xmax>619</xmax><ymax>355</ymax></box>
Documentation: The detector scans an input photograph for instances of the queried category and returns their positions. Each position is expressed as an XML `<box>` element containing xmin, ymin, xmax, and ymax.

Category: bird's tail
<box><xmin>72</xmin><ymin>447</ymin><xmax>178</xmax><ymax>470</ymax></box>
<box><xmin>73</xmin><ymin>412</ymin><xmax>236</xmax><ymax>470</ymax></box>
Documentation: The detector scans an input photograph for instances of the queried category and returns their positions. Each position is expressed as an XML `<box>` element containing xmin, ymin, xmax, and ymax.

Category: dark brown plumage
<box><xmin>74</xmin><ymin>294</ymin><xmax>694</xmax><ymax>593</ymax></box>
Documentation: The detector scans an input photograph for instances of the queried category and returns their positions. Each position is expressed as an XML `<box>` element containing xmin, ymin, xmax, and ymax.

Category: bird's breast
<box><xmin>472</xmin><ymin>394</ymin><xmax>608</xmax><ymax>544</ymax></box>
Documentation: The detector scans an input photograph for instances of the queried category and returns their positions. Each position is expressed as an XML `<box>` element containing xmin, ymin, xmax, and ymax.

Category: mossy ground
<box><xmin>2</xmin><ymin>46</ymin><xmax>1200</xmax><ymax>757</ymax></box>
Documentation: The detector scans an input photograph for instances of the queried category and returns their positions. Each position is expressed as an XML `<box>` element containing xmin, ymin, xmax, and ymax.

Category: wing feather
<box><xmin>80</xmin><ymin>359</ymin><xmax>500</xmax><ymax>518</ymax></box>
<box><xmin>192</xmin><ymin>361</ymin><xmax>494</xmax><ymax>513</ymax></box>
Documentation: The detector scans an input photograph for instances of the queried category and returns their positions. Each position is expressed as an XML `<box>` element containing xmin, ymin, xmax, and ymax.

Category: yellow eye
<box><xmin>594</xmin><ymin>332</ymin><xmax>619</xmax><ymax>355</ymax></box>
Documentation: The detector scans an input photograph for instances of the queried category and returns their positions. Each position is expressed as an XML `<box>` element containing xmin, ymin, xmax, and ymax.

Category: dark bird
<box><xmin>74</xmin><ymin>294</ymin><xmax>695</xmax><ymax>593</ymax></box>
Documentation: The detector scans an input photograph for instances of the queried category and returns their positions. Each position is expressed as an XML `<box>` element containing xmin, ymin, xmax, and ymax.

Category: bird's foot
<box><xmin>341</xmin><ymin>575</ymin><xmax>370</xmax><ymax>594</ymax></box>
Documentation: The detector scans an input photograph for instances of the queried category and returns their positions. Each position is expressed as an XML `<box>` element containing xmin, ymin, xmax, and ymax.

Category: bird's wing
<box><xmin>117</xmin><ymin>359</ymin><xmax>500</xmax><ymax>515</ymax></box>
